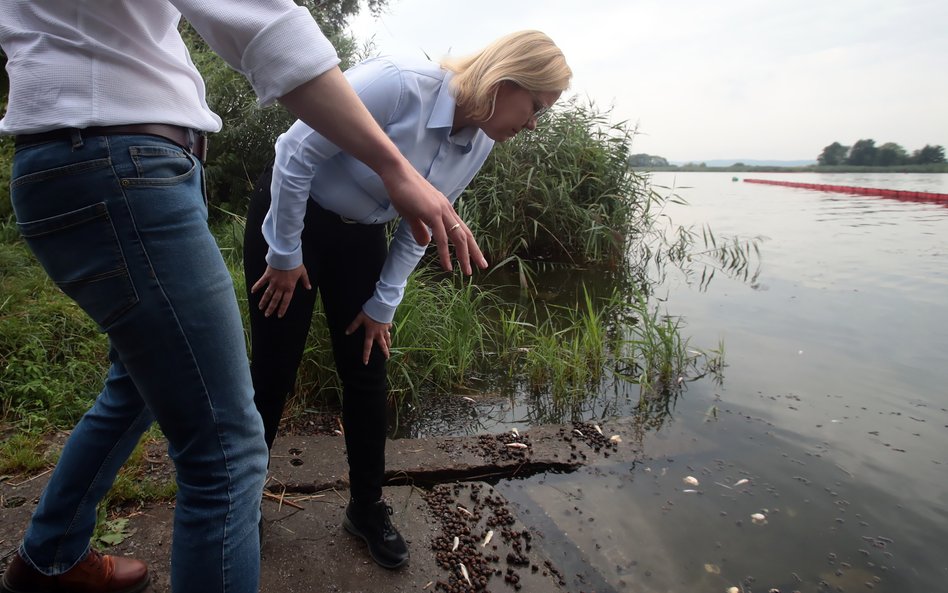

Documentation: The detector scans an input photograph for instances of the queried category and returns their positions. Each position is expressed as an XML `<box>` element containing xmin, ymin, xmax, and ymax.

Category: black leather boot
<box><xmin>342</xmin><ymin>499</ymin><xmax>409</xmax><ymax>569</ymax></box>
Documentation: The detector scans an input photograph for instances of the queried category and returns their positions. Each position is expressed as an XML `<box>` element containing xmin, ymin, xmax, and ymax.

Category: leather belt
<box><xmin>14</xmin><ymin>124</ymin><xmax>208</xmax><ymax>163</ymax></box>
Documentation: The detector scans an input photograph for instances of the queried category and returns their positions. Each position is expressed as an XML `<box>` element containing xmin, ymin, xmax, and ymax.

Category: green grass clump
<box><xmin>0</xmin><ymin>431</ymin><xmax>58</xmax><ymax>475</ymax></box>
<box><xmin>0</xmin><ymin>232</ymin><xmax>109</xmax><ymax>429</ymax></box>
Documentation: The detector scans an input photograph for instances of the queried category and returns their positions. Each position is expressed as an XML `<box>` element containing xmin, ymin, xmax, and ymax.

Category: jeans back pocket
<box><xmin>17</xmin><ymin>202</ymin><xmax>139</xmax><ymax>330</ymax></box>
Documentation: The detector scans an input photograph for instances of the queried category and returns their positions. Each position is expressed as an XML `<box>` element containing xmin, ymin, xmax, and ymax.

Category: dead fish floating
<box><xmin>459</xmin><ymin>563</ymin><xmax>472</xmax><ymax>586</ymax></box>
<box><xmin>505</xmin><ymin>442</ymin><xmax>528</xmax><ymax>449</ymax></box>
<box><xmin>451</xmin><ymin>536</ymin><xmax>459</xmax><ymax>551</ymax></box>
<box><xmin>751</xmin><ymin>512</ymin><xmax>767</xmax><ymax>524</ymax></box>
<box><xmin>609</xmin><ymin>435</ymin><xmax>622</xmax><ymax>444</ymax></box>
<box><xmin>593</xmin><ymin>423</ymin><xmax>603</xmax><ymax>435</ymax></box>
<box><xmin>482</xmin><ymin>530</ymin><xmax>494</xmax><ymax>547</ymax></box>
<box><xmin>733</xmin><ymin>478</ymin><xmax>749</xmax><ymax>487</ymax></box>
<box><xmin>683</xmin><ymin>476</ymin><xmax>700</xmax><ymax>487</ymax></box>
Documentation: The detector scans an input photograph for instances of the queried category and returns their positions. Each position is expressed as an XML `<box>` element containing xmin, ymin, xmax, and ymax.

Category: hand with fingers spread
<box><xmin>379</xmin><ymin>163</ymin><xmax>487</xmax><ymax>275</ymax></box>
<box><xmin>346</xmin><ymin>311</ymin><xmax>392</xmax><ymax>365</ymax></box>
<box><xmin>251</xmin><ymin>264</ymin><xmax>311</xmax><ymax>318</ymax></box>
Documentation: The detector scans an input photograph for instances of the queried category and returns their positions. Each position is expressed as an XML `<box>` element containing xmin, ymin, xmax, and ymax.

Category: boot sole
<box><xmin>342</xmin><ymin>516</ymin><xmax>410</xmax><ymax>570</ymax></box>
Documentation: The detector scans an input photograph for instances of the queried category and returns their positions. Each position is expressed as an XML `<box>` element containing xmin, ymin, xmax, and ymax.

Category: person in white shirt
<box><xmin>0</xmin><ymin>2</ymin><xmax>486</xmax><ymax>593</ymax></box>
<box><xmin>244</xmin><ymin>30</ymin><xmax>572</xmax><ymax>570</ymax></box>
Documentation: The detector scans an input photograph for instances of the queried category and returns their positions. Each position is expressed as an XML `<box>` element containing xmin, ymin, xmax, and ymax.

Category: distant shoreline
<box><xmin>632</xmin><ymin>164</ymin><xmax>948</xmax><ymax>173</ymax></box>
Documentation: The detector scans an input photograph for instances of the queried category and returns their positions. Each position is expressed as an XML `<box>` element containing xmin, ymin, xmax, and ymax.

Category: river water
<box><xmin>468</xmin><ymin>172</ymin><xmax>946</xmax><ymax>593</ymax></box>
<box><xmin>399</xmin><ymin>172</ymin><xmax>948</xmax><ymax>592</ymax></box>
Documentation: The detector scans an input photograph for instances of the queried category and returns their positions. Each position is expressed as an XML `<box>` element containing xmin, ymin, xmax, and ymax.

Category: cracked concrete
<box><xmin>1</xmin><ymin>419</ymin><xmax>645</xmax><ymax>592</ymax></box>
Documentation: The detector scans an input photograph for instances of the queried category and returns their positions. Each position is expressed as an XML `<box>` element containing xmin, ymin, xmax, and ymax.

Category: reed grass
<box><xmin>458</xmin><ymin>99</ymin><xmax>648</xmax><ymax>271</ymax></box>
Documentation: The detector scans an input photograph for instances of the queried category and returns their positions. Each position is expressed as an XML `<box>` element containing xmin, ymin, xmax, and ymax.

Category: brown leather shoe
<box><xmin>1</xmin><ymin>549</ymin><xmax>149</xmax><ymax>593</ymax></box>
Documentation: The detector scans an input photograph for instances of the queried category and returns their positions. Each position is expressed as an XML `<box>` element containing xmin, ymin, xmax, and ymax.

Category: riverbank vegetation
<box><xmin>0</xmin><ymin>4</ymin><xmax>757</xmax><ymax>464</ymax></box>
<box><xmin>0</xmin><ymin>91</ymin><xmax>743</xmax><ymax>439</ymax></box>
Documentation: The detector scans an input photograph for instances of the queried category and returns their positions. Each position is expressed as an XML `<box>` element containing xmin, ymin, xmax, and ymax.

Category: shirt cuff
<box><xmin>362</xmin><ymin>298</ymin><xmax>396</xmax><ymax>325</ymax></box>
<box><xmin>242</xmin><ymin>6</ymin><xmax>341</xmax><ymax>106</ymax></box>
<box><xmin>265</xmin><ymin>247</ymin><xmax>303</xmax><ymax>271</ymax></box>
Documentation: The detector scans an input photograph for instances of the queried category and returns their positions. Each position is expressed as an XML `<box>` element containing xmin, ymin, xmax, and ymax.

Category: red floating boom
<box><xmin>743</xmin><ymin>178</ymin><xmax>948</xmax><ymax>205</ymax></box>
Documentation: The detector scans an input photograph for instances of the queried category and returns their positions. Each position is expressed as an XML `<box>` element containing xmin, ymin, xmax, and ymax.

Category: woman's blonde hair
<box><xmin>441</xmin><ymin>30</ymin><xmax>572</xmax><ymax>122</ymax></box>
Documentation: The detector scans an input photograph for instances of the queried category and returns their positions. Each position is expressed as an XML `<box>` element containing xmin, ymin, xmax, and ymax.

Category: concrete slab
<box><xmin>0</xmin><ymin>416</ymin><xmax>715</xmax><ymax>592</ymax></box>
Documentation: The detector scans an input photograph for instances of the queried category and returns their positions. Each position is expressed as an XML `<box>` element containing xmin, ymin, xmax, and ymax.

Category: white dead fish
<box><xmin>683</xmin><ymin>476</ymin><xmax>700</xmax><ymax>487</ymax></box>
<box><xmin>457</xmin><ymin>506</ymin><xmax>473</xmax><ymax>517</ymax></box>
<box><xmin>593</xmin><ymin>423</ymin><xmax>603</xmax><ymax>435</ymax></box>
<box><xmin>459</xmin><ymin>563</ymin><xmax>472</xmax><ymax>586</ymax></box>
<box><xmin>574</xmin><ymin>429</ymin><xmax>584</xmax><ymax>437</ymax></box>
<box><xmin>727</xmin><ymin>587</ymin><xmax>740</xmax><ymax>593</ymax></box>
<box><xmin>451</xmin><ymin>536</ymin><xmax>459</xmax><ymax>551</ymax></box>
<box><xmin>505</xmin><ymin>442</ymin><xmax>528</xmax><ymax>449</ymax></box>
<box><xmin>511</xmin><ymin>427</ymin><xmax>519</xmax><ymax>437</ymax></box>
<box><xmin>332</xmin><ymin>429</ymin><xmax>343</xmax><ymax>436</ymax></box>
<box><xmin>481</xmin><ymin>530</ymin><xmax>494</xmax><ymax>547</ymax></box>
<box><xmin>609</xmin><ymin>435</ymin><xmax>622</xmax><ymax>444</ymax></box>
<box><xmin>461</xmin><ymin>396</ymin><xmax>476</xmax><ymax>404</ymax></box>
<box><xmin>423</xmin><ymin>582</ymin><xmax>433</xmax><ymax>590</ymax></box>
<box><xmin>751</xmin><ymin>512</ymin><xmax>767</xmax><ymax>524</ymax></box>
<box><xmin>733</xmin><ymin>478</ymin><xmax>749</xmax><ymax>487</ymax></box>
<box><xmin>683</xmin><ymin>489</ymin><xmax>698</xmax><ymax>494</ymax></box>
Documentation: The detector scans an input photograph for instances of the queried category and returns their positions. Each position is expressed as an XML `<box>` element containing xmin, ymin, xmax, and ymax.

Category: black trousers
<box><xmin>243</xmin><ymin>165</ymin><xmax>389</xmax><ymax>503</ymax></box>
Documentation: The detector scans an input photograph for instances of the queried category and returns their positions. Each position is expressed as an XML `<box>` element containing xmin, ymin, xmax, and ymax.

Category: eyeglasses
<box><xmin>530</xmin><ymin>91</ymin><xmax>552</xmax><ymax>120</ymax></box>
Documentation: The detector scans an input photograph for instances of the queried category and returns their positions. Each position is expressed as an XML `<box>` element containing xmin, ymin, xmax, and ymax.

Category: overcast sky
<box><xmin>349</xmin><ymin>0</ymin><xmax>948</xmax><ymax>162</ymax></box>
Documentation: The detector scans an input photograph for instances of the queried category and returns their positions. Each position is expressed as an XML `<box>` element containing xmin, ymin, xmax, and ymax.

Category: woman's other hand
<box><xmin>251</xmin><ymin>264</ymin><xmax>311</xmax><ymax>318</ymax></box>
<box><xmin>346</xmin><ymin>311</ymin><xmax>392</xmax><ymax>365</ymax></box>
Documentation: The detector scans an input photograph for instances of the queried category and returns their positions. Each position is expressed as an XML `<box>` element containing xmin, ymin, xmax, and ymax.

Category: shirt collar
<box><xmin>429</xmin><ymin>70</ymin><xmax>478</xmax><ymax>151</ymax></box>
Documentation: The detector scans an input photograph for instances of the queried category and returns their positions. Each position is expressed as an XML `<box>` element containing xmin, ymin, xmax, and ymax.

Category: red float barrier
<box><xmin>742</xmin><ymin>178</ymin><xmax>948</xmax><ymax>205</ymax></box>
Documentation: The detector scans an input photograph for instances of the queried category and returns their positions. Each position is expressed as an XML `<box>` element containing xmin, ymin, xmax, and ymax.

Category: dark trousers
<box><xmin>243</xmin><ymin>165</ymin><xmax>389</xmax><ymax>503</ymax></box>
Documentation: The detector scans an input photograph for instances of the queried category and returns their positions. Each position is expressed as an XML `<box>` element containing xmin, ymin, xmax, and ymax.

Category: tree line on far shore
<box><xmin>627</xmin><ymin>140</ymin><xmax>946</xmax><ymax>169</ymax></box>
<box><xmin>817</xmin><ymin>140</ymin><xmax>945</xmax><ymax>166</ymax></box>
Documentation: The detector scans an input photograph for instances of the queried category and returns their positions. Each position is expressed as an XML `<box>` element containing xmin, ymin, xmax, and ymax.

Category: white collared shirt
<box><xmin>0</xmin><ymin>1</ymin><xmax>340</xmax><ymax>134</ymax></box>
<box><xmin>264</xmin><ymin>56</ymin><xmax>495</xmax><ymax>323</ymax></box>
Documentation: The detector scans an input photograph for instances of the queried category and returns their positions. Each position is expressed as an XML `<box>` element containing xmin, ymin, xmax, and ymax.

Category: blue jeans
<box><xmin>10</xmin><ymin>132</ymin><xmax>268</xmax><ymax>593</ymax></box>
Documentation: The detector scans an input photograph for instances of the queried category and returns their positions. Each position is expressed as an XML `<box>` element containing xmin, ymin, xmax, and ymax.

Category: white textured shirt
<box><xmin>0</xmin><ymin>0</ymin><xmax>340</xmax><ymax>134</ymax></box>
<box><xmin>265</xmin><ymin>56</ymin><xmax>495</xmax><ymax>324</ymax></box>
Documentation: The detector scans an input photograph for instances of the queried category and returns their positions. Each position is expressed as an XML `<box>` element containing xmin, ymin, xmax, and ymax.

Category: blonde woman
<box><xmin>243</xmin><ymin>30</ymin><xmax>571</xmax><ymax>569</ymax></box>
